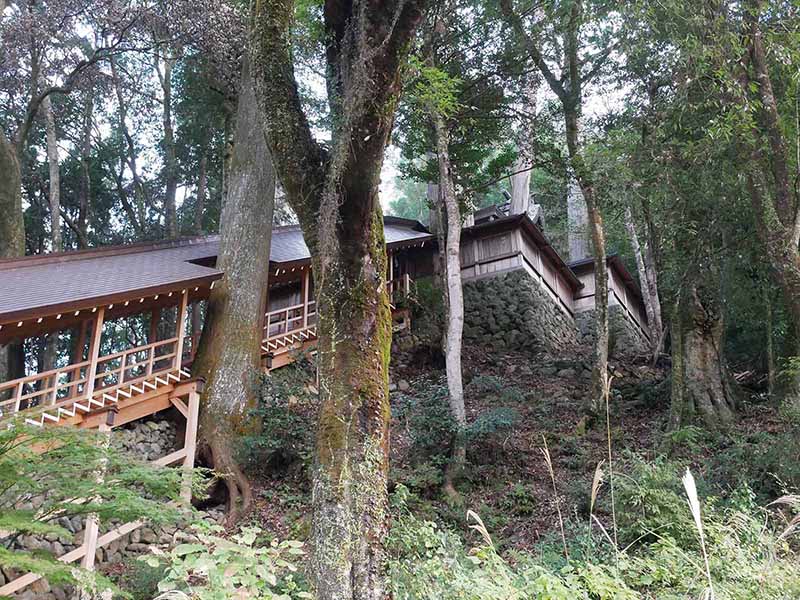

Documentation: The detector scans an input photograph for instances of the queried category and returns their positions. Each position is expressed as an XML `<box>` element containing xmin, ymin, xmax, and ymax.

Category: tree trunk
<box><xmin>624</xmin><ymin>205</ymin><xmax>662</xmax><ymax>351</ymax></box>
<box><xmin>42</xmin><ymin>88</ymin><xmax>62</xmax><ymax>253</ymax></box>
<box><xmin>741</xmin><ymin>2</ymin><xmax>800</xmax><ymax>409</ymax></box>
<box><xmin>566</xmin><ymin>111</ymin><xmax>609</xmax><ymax>417</ymax></box>
<box><xmin>159</xmin><ymin>56</ymin><xmax>179</xmax><ymax>238</ymax></box>
<box><xmin>191</xmin><ymin>60</ymin><xmax>275</xmax><ymax>525</ymax></box>
<box><xmin>194</xmin><ymin>151</ymin><xmax>207</xmax><ymax>235</ymax></box>
<box><xmin>77</xmin><ymin>94</ymin><xmax>93</xmax><ymax>248</ymax></box>
<box><xmin>110</xmin><ymin>57</ymin><xmax>146</xmax><ymax>237</ymax></box>
<box><xmin>433</xmin><ymin>114</ymin><xmax>466</xmax><ymax>501</ymax></box>
<box><xmin>765</xmin><ymin>285</ymin><xmax>775</xmax><ymax>398</ymax></box>
<box><xmin>670</xmin><ymin>283</ymin><xmax>737</xmax><ymax>429</ymax></box>
<box><xmin>510</xmin><ymin>156</ymin><xmax>531</xmax><ymax>215</ymax></box>
<box><xmin>251</xmin><ymin>1</ymin><xmax>425</xmax><ymax>596</ymax></box>
<box><xmin>0</xmin><ymin>130</ymin><xmax>25</xmax><ymax>386</ymax></box>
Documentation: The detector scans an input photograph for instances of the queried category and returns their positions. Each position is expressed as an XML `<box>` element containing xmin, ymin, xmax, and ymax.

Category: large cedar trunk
<box><xmin>433</xmin><ymin>114</ymin><xmax>466</xmax><ymax>499</ymax></box>
<box><xmin>250</xmin><ymin>1</ymin><xmax>426</xmax><ymax>596</ymax></box>
<box><xmin>191</xmin><ymin>61</ymin><xmax>275</xmax><ymax>524</ymax></box>
<box><xmin>670</xmin><ymin>284</ymin><xmax>737</xmax><ymax>430</ymax></box>
<box><xmin>0</xmin><ymin>131</ymin><xmax>25</xmax><ymax>386</ymax></box>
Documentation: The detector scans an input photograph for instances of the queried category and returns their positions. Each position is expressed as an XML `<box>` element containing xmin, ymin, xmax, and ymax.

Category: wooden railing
<box><xmin>0</xmin><ymin>338</ymin><xmax>180</xmax><ymax>420</ymax></box>
<box><xmin>264</xmin><ymin>301</ymin><xmax>317</xmax><ymax>340</ymax></box>
<box><xmin>0</xmin><ymin>360</ymin><xmax>91</xmax><ymax>417</ymax></box>
<box><xmin>93</xmin><ymin>337</ymin><xmax>179</xmax><ymax>391</ymax></box>
<box><xmin>387</xmin><ymin>274</ymin><xmax>412</xmax><ymax>305</ymax></box>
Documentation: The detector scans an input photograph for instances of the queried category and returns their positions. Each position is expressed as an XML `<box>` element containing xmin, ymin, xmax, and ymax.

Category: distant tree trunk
<box><xmin>510</xmin><ymin>157</ymin><xmax>531</xmax><ymax>215</ymax></box>
<box><xmin>77</xmin><ymin>94</ymin><xmax>93</xmax><ymax>248</ymax></box>
<box><xmin>741</xmin><ymin>2</ymin><xmax>800</xmax><ymax>410</ymax></box>
<box><xmin>624</xmin><ymin>205</ymin><xmax>663</xmax><ymax>351</ymax></box>
<box><xmin>501</xmin><ymin>0</ymin><xmax>610</xmax><ymax>417</ymax></box>
<box><xmin>157</xmin><ymin>55</ymin><xmax>179</xmax><ymax>238</ymax></box>
<box><xmin>670</xmin><ymin>280</ymin><xmax>737</xmax><ymax>430</ymax></box>
<box><xmin>432</xmin><ymin>114</ymin><xmax>466</xmax><ymax>500</ymax></box>
<box><xmin>42</xmin><ymin>88</ymin><xmax>62</xmax><ymax>253</ymax></box>
<box><xmin>110</xmin><ymin>57</ymin><xmax>147</xmax><ymax>237</ymax></box>
<box><xmin>764</xmin><ymin>285</ymin><xmax>776</xmax><ymax>398</ymax></box>
<box><xmin>194</xmin><ymin>151</ymin><xmax>207</xmax><ymax>235</ymax></box>
<box><xmin>191</xmin><ymin>61</ymin><xmax>275</xmax><ymax>525</ymax></box>
<box><xmin>251</xmin><ymin>1</ymin><xmax>425</xmax><ymax>596</ymax></box>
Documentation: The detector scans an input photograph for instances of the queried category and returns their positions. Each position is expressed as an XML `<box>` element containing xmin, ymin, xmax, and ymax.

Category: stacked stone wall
<box><xmin>2</xmin><ymin>418</ymin><xmax>222</xmax><ymax>600</ymax></box>
<box><xmin>463</xmin><ymin>269</ymin><xmax>578</xmax><ymax>354</ymax></box>
<box><xmin>575</xmin><ymin>304</ymin><xmax>650</xmax><ymax>358</ymax></box>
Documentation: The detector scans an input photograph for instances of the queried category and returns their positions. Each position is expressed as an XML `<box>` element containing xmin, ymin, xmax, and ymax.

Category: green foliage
<box><xmin>466</xmin><ymin>407</ymin><xmax>518</xmax><ymax>441</ymax></box>
<box><xmin>116</xmin><ymin>557</ymin><xmax>167</xmax><ymax>600</ymax></box>
<box><xmin>0</xmin><ymin>421</ymin><xmax>197</xmax><ymax>593</ymax></box>
<box><xmin>144</xmin><ymin>524</ymin><xmax>311</xmax><ymax>599</ymax></box>
<box><xmin>242</xmin><ymin>363</ymin><xmax>316</xmax><ymax>473</ymax></box>
<box><xmin>393</xmin><ymin>380</ymin><xmax>456</xmax><ymax>463</ymax></box>
<box><xmin>387</xmin><ymin>485</ymin><xmax>637</xmax><ymax>600</ymax></box>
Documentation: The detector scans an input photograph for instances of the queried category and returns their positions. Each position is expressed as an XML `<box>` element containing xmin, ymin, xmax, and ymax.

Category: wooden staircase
<box><xmin>261</xmin><ymin>325</ymin><xmax>317</xmax><ymax>354</ymax></box>
<box><xmin>20</xmin><ymin>368</ymin><xmax>193</xmax><ymax>428</ymax></box>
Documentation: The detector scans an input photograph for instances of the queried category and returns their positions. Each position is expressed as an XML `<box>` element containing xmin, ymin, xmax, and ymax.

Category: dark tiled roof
<box><xmin>0</xmin><ymin>219</ymin><xmax>433</xmax><ymax>324</ymax></box>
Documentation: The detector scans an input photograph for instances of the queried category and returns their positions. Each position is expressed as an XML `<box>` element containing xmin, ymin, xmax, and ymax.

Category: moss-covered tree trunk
<box><xmin>741</xmin><ymin>1</ymin><xmax>800</xmax><ymax>410</ymax></box>
<box><xmin>0</xmin><ymin>130</ymin><xmax>25</xmax><ymax>387</ymax></box>
<box><xmin>191</xmin><ymin>60</ymin><xmax>275</xmax><ymax>525</ymax></box>
<box><xmin>670</xmin><ymin>283</ymin><xmax>737</xmax><ymax>430</ymax></box>
<box><xmin>250</xmin><ymin>1</ymin><xmax>426</xmax><ymax>596</ymax></box>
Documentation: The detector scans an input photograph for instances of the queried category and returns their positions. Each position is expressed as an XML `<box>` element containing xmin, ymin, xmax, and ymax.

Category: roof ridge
<box><xmin>0</xmin><ymin>235</ymin><xmax>220</xmax><ymax>271</ymax></box>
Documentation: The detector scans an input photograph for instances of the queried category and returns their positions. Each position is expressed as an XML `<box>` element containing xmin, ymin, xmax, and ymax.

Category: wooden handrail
<box><xmin>0</xmin><ymin>360</ymin><xmax>91</xmax><ymax>392</ymax></box>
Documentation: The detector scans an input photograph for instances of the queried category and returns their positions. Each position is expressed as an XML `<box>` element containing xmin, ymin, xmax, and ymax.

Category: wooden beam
<box><xmin>149</xmin><ymin>308</ymin><xmax>160</xmax><ymax>344</ymax></box>
<box><xmin>83</xmin><ymin>308</ymin><xmax>105</xmax><ymax>401</ymax></box>
<box><xmin>302</xmin><ymin>269</ymin><xmax>310</xmax><ymax>329</ymax></box>
<box><xmin>181</xmin><ymin>390</ymin><xmax>200</xmax><ymax>503</ymax></box>
<box><xmin>174</xmin><ymin>290</ymin><xmax>189</xmax><ymax>369</ymax></box>
<box><xmin>170</xmin><ymin>397</ymin><xmax>188</xmax><ymax>418</ymax></box>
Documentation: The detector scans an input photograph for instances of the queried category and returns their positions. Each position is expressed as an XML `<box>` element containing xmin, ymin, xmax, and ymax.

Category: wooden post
<box><xmin>84</xmin><ymin>308</ymin><xmax>105</xmax><ymax>400</ymax></box>
<box><xmin>302</xmin><ymin>269</ymin><xmax>310</xmax><ymax>329</ymax></box>
<box><xmin>181</xmin><ymin>388</ymin><xmax>200</xmax><ymax>503</ymax></box>
<box><xmin>13</xmin><ymin>380</ymin><xmax>23</xmax><ymax>413</ymax></box>
<box><xmin>68</xmin><ymin>321</ymin><xmax>89</xmax><ymax>399</ymax></box>
<box><xmin>175</xmin><ymin>290</ymin><xmax>189</xmax><ymax>369</ymax></box>
<box><xmin>388</xmin><ymin>251</ymin><xmax>394</xmax><ymax>299</ymax></box>
<box><xmin>149</xmin><ymin>308</ymin><xmax>160</xmax><ymax>344</ymax></box>
<box><xmin>80</xmin><ymin>416</ymin><xmax>112</xmax><ymax>571</ymax></box>
<box><xmin>404</xmin><ymin>272</ymin><xmax>411</xmax><ymax>297</ymax></box>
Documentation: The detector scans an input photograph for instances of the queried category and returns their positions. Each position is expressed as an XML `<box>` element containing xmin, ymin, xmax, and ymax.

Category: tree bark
<box><xmin>194</xmin><ymin>151</ymin><xmax>208</xmax><ymax>235</ymax></box>
<box><xmin>432</xmin><ymin>114</ymin><xmax>466</xmax><ymax>501</ymax></box>
<box><xmin>157</xmin><ymin>53</ymin><xmax>179</xmax><ymax>238</ymax></box>
<box><xmin>670</xmin><ymin>283</ymin><xmax>737</xmax><ymax>430</ymax></box>
<box><xmin>624</xmin><ymin>205</ymin><xmax>662</xmax><ymax>351</ymax></box>
<box><xmin>191</xmin><ymin>60</ymin><xmax>275</xmax><ymax>525</ymax></box>
<box><xmin>741</xmin><ymin>1</ymin><xmax>800</xmax><ymax>409</ymax></box>
<box><xmin>0</xmin><ymin>131</ymin><xmax>25</xmax><ymax>387</ymax></box>
<box><xmin>42</xmin><ymin>88</ymin><xmax>62</xmax><ymax>253</ymax></box>
<box><xmin>250</xmin><ymin>1</ymin><xmax>425</xmax><ymax>596</ymax></box>
<box><xmin>77</xmin><ymin>93</ymin><xmax>93</xmax><ymax>248</ymax></box>
<box><xmin>110</xmin><ymin>57</ymin><xmax>147</xmax><ymax>237</ymax></box>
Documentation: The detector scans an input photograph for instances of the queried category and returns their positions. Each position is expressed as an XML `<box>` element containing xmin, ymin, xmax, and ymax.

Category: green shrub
<box><xmin>242</xmin><ymin>364</ymin><xmax>316</xmax><ymax>473</ymax></box>
<box><xmin>145</xmin><ymin>524</ymin><xmax>311</xmax><ymax>599</ymax></box>
<box><xmin>387</xmin><ymin>485</ymin><xmax>637</xmax><ymax>600</ymax></box>
<box><xmin>116</xmin><ymin>557</ymin><xmax>166</xmax><ymax>600</ymax></box>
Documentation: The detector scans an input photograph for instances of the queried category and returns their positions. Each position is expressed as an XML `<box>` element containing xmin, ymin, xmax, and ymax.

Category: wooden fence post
<box><xmin>181</xmin><ymin>387</ymin><xmax>200</xmax><ymax>503</ymax></box>
<box><xmin>175</xmin><ymin>290</ymin><xmax>189</xmax><ymax>368</ymax></box>
<box><xmin>84</xmin><ymin>308</ymin><xmax>105</xmax><ymax>401</ymax></box>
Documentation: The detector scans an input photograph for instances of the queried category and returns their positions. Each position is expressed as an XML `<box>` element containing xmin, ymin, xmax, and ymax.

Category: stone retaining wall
<box><xmin>462</xmin><ymin>269</ymin><xmax>578</xmax><ymax>354</ymax></box>
<box><xmin>575</xmin><ymin>304</ymin><xmax>650</xmax><ymax>359</ymax></box>
<box><xmin>2</xmin><ymin>417</ymin><xmax>215</xmax><ymax>600</ymax></box>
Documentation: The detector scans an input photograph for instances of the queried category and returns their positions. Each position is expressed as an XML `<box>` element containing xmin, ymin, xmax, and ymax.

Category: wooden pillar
<box><xmin>175</xmin><ymin>290</ymin><xmax>189</xmax><ymax>369</ymax></box>
<box><xmin>149</xmin><ymin>308</ymin><xmax>160</xmax><ymax>344</ymax></box>
<box><xmin>80</xmin><ymin>414</ymin><xmax>112</xmax><ymax>571</ymax></box>
<box><xmin>181</xmin><ymin>388</ymin><xmax>200</xmax><ymax>503</ymax></box>
<box><xmin>84</xmin><ymin>308</ymin><xmax>105</xmax><ymax>400</ymax></box>
<box><xmin>302</xmin><ymin>269</ymin><xmax>310</xmax><ymax>329</ymax></box>
<box><xmin>388</xmin><ymin>251</ymin><xmax>394</xmax><ymax>300</ymax></box>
